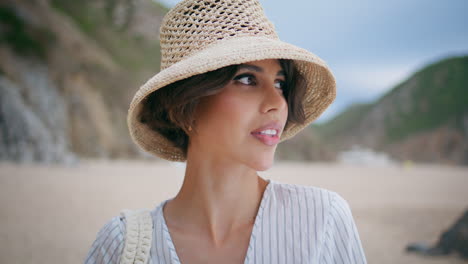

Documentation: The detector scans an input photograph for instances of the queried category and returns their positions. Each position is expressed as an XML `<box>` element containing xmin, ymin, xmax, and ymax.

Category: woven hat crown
<box><xmin>160</xmin><ymin>0</ymin><xmax>279</xmax><ymax>70</ymax></box>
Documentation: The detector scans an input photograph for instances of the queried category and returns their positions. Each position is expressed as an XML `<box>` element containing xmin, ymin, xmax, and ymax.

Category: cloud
<box><xmin>313</xmin><ymin>63</ymin><xmax>418</xmax><ymax>124</ymax></box>
<box><xmin>334</xmin><ymin>63</ymin><xmax>416</xmax><ymax>99</ymax></box>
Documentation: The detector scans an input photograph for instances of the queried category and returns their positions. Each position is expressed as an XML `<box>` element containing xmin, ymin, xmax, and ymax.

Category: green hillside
<box><xmin>312</xmin><ymin>103</ymin><xmax>373</xmax><ymax>143</ymax></box>
<box><xmin>0</xmin><ymin>6</ymin><xmax>55</xmax><ymax>60</ymax></box>
<box><xmin>381</xmin><ymin>56</ymin><xmax>468</xmax><ymax>143</ymax></box>
<box><xmin>316</xmin><ymin>55</ymin><xmax>468</xmax><ymax>145</ymax></box>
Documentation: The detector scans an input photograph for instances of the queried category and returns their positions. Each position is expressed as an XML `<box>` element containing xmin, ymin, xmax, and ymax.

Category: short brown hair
<box><xmin>140</xmin><ymin>59</ymin><xmax>307</xmax><ymax>157</ymax></box>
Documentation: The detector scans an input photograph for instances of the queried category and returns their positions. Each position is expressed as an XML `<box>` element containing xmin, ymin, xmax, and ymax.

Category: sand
<box><xmin>0</xmin><ymin>159</ymin><xmax>467</xmax><ymax>264</ymax></box>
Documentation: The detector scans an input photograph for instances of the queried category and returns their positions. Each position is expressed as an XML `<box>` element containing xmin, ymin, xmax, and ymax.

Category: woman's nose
<box><xmin>260</xmin><ymin>82</ymin><xmax>287</xmax><ymax>114</ymax></box>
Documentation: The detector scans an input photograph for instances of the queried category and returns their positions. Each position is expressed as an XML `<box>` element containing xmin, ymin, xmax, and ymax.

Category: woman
<box><xmin>85</xmin><ymin>0</ymin><xmax>367</xmax><ymax>263</ymax></box>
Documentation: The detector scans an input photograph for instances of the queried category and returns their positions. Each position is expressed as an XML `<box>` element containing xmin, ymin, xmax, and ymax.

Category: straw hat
<box><xmin>127</xmin><ymin>0</ymin><xmax>336</xmax><ymax>162</ymax></box>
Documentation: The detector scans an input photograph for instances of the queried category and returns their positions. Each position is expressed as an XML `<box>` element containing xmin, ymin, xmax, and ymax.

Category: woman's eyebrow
<box><xmin>238</xmin><ymin>64</ymin><xmax>262</xmax><ymax>72</ymax></box>
<box><xmin>238</xmin><ymin>64</ymin><xmax>285</xmax><ymax>76</ymax></box>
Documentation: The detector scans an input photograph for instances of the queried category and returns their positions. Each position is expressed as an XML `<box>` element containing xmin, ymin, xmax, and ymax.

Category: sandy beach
<box><xmin>0</xmin><ymin>159</ymin><xmax>467</xmax><ymax>264</ymax></box>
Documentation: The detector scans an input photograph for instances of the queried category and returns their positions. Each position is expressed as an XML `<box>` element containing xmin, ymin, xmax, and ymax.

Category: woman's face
<box><xmin>188</xmin><ymin>59</ymin><xmax>288</xmax><ymax>171</ymax></box>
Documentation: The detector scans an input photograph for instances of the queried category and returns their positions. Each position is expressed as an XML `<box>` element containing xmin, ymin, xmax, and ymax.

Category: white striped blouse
<box><xmin>84</xmin><ymin>178</ymin><xmax>367</xmax><ymax>263</ymax></box>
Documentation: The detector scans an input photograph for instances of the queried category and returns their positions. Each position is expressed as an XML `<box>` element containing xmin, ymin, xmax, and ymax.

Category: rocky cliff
<box><xmin>0</xmin><ymin>0</ymin><xmax>167</xmax><ymax>164</ymax></box>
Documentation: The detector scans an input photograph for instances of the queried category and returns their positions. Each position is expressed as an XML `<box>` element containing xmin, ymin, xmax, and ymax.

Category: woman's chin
<box><xmin>246</xmin><ymin>154</ymin><xmax>275</xmax><ymax>171</ymax></box>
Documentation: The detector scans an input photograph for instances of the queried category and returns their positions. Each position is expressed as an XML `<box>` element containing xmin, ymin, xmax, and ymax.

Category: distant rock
<box><xmin>406</xmin><ymin>209</ymin><xmax>468</xmax><ymax>260</ymax></box>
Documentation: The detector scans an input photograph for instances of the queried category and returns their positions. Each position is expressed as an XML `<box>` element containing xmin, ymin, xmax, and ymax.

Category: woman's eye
<box><xmin>275</xmin><ymin>80</ymin><xmax>286</xmax><ymax>91</ymax></box>
<box><xmin>234</xmin><ymin>74</ymin><xmax>255</xmax><ymax>85</ymax></box>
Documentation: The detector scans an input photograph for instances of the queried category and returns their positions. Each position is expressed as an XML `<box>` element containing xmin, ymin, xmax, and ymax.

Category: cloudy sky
<box><xmin>157</xmin><ymin>0</ymin><xmax>468</xmax><ymax>123</ymax></box>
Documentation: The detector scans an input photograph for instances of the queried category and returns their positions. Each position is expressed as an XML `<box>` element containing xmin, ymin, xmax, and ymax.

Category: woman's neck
<box><xmin>163</xmin><ymin>155</ymin><xmax>269</xmax><ymax>247</ymax></box>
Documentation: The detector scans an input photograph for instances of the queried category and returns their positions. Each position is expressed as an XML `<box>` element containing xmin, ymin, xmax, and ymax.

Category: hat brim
<box><xmin>127</xmin><ymin>36</ymin><xmax>336</xmax><ymax>162</ymax></box>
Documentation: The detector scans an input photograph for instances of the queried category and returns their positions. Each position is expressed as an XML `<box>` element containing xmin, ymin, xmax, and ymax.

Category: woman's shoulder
<box><xmin>270</xmin><ymin>179</ymin><xmax>345</xmax><ymax>208</ymax></box>
<box><xmin>85</xmin><ymin>205</ymin><xmax>163</xmax><ymax>264</ymax></box>
<box><xmin>84</xmin><ymin>215</ymin><xmax>127</xmax><ymax>263</ymax></box>
<box><xmin>269</xmin><ymin>180</ymin><xmax>357</xmax><ymax>225</ymax></box>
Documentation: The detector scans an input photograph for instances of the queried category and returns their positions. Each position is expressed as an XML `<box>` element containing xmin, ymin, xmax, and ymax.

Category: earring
<box><xmin>188</xmin><ymin>126</ymin><xmax>192</xmax><ymax>131</ymax></box>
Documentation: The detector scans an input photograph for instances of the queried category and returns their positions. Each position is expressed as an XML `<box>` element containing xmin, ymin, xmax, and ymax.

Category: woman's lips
<box><xmin>251</xmin><ymin>132</ymin><xmax>280</xmax><ymax>146</ymax></box>
<box><xmin>250</xmin><ymin>120</ymin><xmax>283</xmax><ymax>146</ymax></box>
<box><xmin>251</xmin><ymin>121</ymin><xmax>282</xmax><ymax>134</ymax></box>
